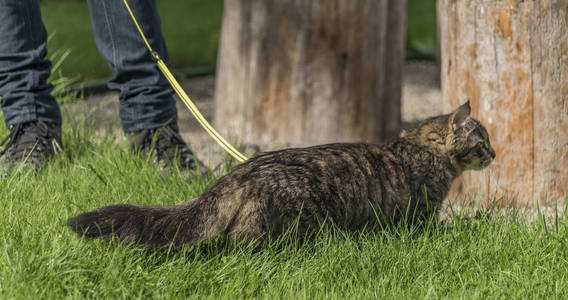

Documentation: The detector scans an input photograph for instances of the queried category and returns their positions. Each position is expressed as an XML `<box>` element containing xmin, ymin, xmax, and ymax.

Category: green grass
<box><xmin>41</xmin><ymin>0</ymin><xmax>223</xmax><ymax>81</ymax></box>
<box><xmin>407</xmin><ymin>0</ymin><xmax>438</xmax><ymax>60</ymax></box>
<box><xmin>0</xmin><ymin>110</ymin><xmax>567</xmax><ymax>298</ymax></box>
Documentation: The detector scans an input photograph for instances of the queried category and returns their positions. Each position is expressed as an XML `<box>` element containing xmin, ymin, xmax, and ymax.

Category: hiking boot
<box><xmin>128</xmin><ymin>122</ymin><xmax>207</xmax><ymax>174</ymax></box>
<box><xmin>0</xmin><ymin>121</ymin><xmax>62</xmax><ymax>171</ymax></box>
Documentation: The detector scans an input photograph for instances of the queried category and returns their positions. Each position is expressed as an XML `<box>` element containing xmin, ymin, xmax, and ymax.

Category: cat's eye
<box><xmin>476</xmin><ymin>145</ymin><xmax>484</xmax><ymax>153</ymax></box>
<box><xmin>475</xmin><ymin>142</ymin><xmax>489</xmax><ymax>155</ymax></box>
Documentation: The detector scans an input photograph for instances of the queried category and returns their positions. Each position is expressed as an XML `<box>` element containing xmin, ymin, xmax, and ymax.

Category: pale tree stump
<box><xmin>214</xmin><ymin>0</ymin><xmax>406</xmax><ymax>149</ymax></box>
<box><xmin>438</xmin><ymin>0</ymin><xmax>568</xmax><ymax>206</ymax></box>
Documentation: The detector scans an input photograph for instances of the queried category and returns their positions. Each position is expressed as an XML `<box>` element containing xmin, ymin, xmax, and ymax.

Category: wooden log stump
<box><xmin>438</xmin><ymin>0</ymin><xmax>568</xmax><ymax>206</ymax></box>
<box><xmin>214</xmin><ymin>0</ymin><xmax>406</xmax><ymax>149</ymax></box>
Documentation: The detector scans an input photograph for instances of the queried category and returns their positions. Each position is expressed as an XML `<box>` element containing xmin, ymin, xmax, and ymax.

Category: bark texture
<box><xmin>438</xmin><ymin>0</ymin><xmax>568</xmax><ymax>206</ymax></box>
<box><xmin>214</xmin><ymin>0</ymin><xmax>406</xmax><ymax>149</ymax></box>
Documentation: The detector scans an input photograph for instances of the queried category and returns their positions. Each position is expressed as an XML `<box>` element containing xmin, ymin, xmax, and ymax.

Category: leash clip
<box><xmin>150</xmin><ymin>51</ymin><xmax>161</xmax><ymax>63</ymax></box>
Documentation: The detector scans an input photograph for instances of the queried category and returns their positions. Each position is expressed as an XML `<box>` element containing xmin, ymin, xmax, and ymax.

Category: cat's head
<box><xmin>400</xmin><ymin>101</ymin><xmax>496</xmax><ymax>171</ymax></box>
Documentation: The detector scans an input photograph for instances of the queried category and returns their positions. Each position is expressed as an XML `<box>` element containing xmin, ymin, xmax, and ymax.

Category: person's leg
<box><xmin>0</xmin><ymin>0</ymin><xmax>61</xmax><ymax>127</ymax></box>
<box><xmin>0</xmin><ymin>0</ymin><xmax>62</xmax><ymax>170</ymax></box>
<box><xmin>86</xmin><ymin>0</ymin><xmax>177</xmax><ymax>133</ymax></box>
<box><xmin>87</xmin><ymin>0</ymin><xmax>205</xmax><ymax>172</ymax></box>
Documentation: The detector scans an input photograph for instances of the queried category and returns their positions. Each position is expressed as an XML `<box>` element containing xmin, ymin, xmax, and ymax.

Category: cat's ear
<box><xmin>449</xmin><ymin>100</ymin><xmax>471</xmax><ymax>130</ymax></box>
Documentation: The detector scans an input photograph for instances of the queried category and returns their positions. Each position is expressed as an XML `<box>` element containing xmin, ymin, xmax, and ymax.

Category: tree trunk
<box><xmin>438</xmin><ymin>0</ymin><xmax>568</xmax><ymax>206</ymax></box>
<box><xmin>214</xmin><ymin>0</ymin><xmax>406</xmax><ymax>149</ymax></box>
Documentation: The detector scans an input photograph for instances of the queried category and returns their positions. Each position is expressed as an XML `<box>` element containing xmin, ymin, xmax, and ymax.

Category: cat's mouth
<box><xmin>479</xmin><ymin>156</ymin><xmax>494</xmax><ymax>169</ymax></box>
<box><xmin>465</xmin><ymin>157</ymin><xmax>493</xmax><ymax>170</ymax></box>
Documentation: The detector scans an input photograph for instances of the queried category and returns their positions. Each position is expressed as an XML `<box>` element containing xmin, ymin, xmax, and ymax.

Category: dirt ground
<box><xmin>65</xmin><ymin>61</ymin><xmax>442</xmax><ymax>168</ymax></box>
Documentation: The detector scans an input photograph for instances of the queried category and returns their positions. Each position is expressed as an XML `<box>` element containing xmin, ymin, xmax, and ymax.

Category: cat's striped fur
<box><xmin>68</xmin><ymin>101</ymin><xmax>495</xmax><ymax>247</ymax></box>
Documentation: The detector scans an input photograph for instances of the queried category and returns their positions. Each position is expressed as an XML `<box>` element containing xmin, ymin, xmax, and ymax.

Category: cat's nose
<box><xmin>489</xmin><ymin>147</ymin><xmax>496</xmax><ymax>159</ymax></box>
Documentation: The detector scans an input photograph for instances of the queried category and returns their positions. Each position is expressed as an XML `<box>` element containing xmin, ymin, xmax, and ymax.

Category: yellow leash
<box><xmin>122</xmin><ymin>0</ymin><xmax>248</xmax><ymax>163</ymax></box>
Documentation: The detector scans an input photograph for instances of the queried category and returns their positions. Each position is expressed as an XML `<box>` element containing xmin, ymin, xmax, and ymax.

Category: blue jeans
<box><xmin>0</xmin><ymin>0</ymin><xmax>177</xmax><ymax>133</ymax></box>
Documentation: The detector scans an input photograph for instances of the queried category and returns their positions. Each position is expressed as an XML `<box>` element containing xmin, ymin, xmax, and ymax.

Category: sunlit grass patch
<box><xmin>1</xmin><ymin>119</ymin><xmax>567</xmax><ymax>298</ymax></box>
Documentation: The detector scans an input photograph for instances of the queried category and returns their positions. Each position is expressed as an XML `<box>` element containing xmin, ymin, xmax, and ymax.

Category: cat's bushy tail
<box><xmin>67</xmin><ymin>202</ymin><xmax>199</xmax><ymax>247</ymax></box>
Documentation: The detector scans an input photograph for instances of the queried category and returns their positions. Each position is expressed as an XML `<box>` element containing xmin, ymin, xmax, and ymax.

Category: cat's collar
<box><xmin>387</xmin><ymin>156</ymin><xmax>401</xmax><ymax>184</ymax></box>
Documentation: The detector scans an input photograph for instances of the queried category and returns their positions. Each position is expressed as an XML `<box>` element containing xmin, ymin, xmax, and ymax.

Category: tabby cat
<box><xmin>68</xmin><ymin>101</ymin><xmax>495</xmax><ymax>247</ymax></box>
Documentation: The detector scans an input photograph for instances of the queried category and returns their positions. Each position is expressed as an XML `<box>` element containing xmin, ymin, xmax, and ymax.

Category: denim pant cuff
<box><xmin>2</xmin><ymin>97</ymin><xmax>62</xmax><ymax>127</ymax></box>
<box><xmin>120</xmin><ymin>97</ymin><xmax>178</xmax><ymax>133</ymax></box>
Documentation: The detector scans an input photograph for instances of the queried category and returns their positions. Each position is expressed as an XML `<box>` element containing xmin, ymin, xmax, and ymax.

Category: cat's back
<box><xmin>241</xmin><ymin>142</ymin><xmax>384</xmax><ymax>179</ymax></box>
<box><xmin>203</xmin><ymin>142</ymin><xmax>390</xmax><ymax>207</ymax></box>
